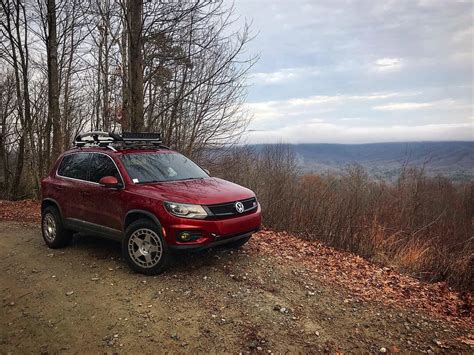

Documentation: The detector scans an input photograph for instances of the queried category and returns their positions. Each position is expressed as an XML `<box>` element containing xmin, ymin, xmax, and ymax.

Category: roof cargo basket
<box><xmin>74</xmin><ymin>131</ymin><xmax>165</xmax><ymax>149</ymax></box>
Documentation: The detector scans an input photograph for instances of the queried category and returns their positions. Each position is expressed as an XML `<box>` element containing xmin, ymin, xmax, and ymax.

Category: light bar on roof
<box><xmin>121</xmin><ymin>132</ymin><xmax>162</xmax><ymax>142</ymax></box>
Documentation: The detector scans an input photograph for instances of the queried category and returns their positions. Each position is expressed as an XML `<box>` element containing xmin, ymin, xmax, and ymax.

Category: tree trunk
<box><xmin>47</xmin><ymin>0</ymin><xmax>62</xmax><ymax>164</ymax></box>
<box><xmin>102</xmin><ymin>16</ymin><xmax>110</xmax><ymax>131</ymax></box>
<box><xmin>0</xmin><ymin>117</ymin><xmax>9</xmax><ymax>197</ymax></box>
<box><xmin>11</xmin><ymin>135</ymin><xmax>25</xmax><ymax>199</ymax></box>
<box><xmin>120</xmin><ymin>18</ymin><xmax>130</xmax><ymax>131</ymax></box>
<box><xmin>127</xmin><ymin>0</ymin><xmax>144</xmax><ymax>132</ymax></box>
<box><xmin>62</xmin><ymin>6</ymin><xmax>77</xmax><ymax>151</ymax></box>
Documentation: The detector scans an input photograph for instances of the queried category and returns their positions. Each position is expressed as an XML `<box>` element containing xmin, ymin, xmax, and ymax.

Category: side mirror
<box><xmin>204</xmin><ymin>168</ymin><xmax>210</xmax><ymax>175</ymax></box>
<box><xmin>99</xmin><ymin>176</ymin><xmax>120</xmax><ymax>188</ymax></box>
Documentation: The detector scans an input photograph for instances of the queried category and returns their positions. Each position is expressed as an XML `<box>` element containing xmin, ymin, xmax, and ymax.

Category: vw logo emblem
<box><xmin>235</xmin><ymin>201</ymin><xmax>245</xmax><ymax>213</ymax></box>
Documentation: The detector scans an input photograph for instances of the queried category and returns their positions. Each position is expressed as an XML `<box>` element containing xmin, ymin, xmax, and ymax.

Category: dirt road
<box><xmin>0</xmin><ymin>221</ymin><xmax>472</xmax><ymax>353</ymax></box>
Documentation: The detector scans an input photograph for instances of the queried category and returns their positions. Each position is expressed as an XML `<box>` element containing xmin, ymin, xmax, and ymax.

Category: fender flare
<box><xmin>123</xmin><ymin>209</ymin><xmax>162</xmax><ymax>230</ymax></box>
<box><xmin>41</xmin><ymin>198</ymin><xmax>63</xmax><ymax>218</ymax></box>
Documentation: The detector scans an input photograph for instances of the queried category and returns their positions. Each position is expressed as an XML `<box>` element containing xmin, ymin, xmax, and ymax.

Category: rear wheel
<box><xmin>123</xmin><ymin>219</ymin><xmax>170</xmax><ymax>275</ymax></box>
<box><xmin>41</xmin><ymin>206</ymin><xmax>73</xmax><ymax>248</ymax></box>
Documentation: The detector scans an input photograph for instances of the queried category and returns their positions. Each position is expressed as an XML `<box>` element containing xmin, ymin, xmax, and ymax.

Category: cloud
<box><xmin>245</xmin><ymin>91</ymin><xmax>420</xmax><ymax>126</ymax></box>
<box><xmin>230</xmin><ymin>0</ymin><xmax>473</xmax><ymax>143</ymax></box>
<box><xmin>242</xmin><ymin>92</ymin><xmax>472</xmax><ymax>143</ymax></box>
<box><xmin>373</xmin><ymin>102</ymin><xmax>432</xmax><ymax>110</ymax></box>
<box><xmin>286</xmin><ymin>92</ymin><xmax>406</xmax><ymax>106</ymax></box>
<box><xmin>453</xmin><ymin>26</ymin><xmax>473</xmax><ymax>42</ymax></box>
<box><xmin>373</xmin><ymin>99</ymin><xmax>463</xmax><ymax>111</ymax></box>
<box><xmin>340</xmin><ymin>117</ymin><xmax>361</xmax><ymax>121</ymax></box>
<box><xmin>243</xmin><ymin>122</ymin><xmax>473</xmax><ymax>144</ymax></box>
<box><xmin>250</xmin><ymin>66</ymin><xmax>319</xmax><ymax>85</ymax></box>
<box><xmin>373</xmin><ymin>58</ymin><xmax>403</xmax><ymax>72</ymax></box>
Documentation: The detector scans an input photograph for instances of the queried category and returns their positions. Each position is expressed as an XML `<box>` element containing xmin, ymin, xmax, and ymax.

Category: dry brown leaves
<box><xmin>1</xmin><ymin>199</ymin><xmax>471</xmax><ymax>325</ymax></box>
<box><xmin>0</xmin><ymin>199</ymin><xmax>41</xmax><ymax>223</ymax></box>
<box><xmin>248</xmin><ymin>230</ymin><xmax>473</xmax><ymax>325</ymax></box>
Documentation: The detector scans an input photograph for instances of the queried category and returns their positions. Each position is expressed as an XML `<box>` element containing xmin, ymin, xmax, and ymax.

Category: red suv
<box><xmin>41</xmin><ymin>132</ymin><xmax>261</xmax><ymax>275</ymax></box>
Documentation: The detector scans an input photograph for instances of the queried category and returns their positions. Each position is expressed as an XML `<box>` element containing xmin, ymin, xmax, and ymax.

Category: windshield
<box><xmin>121</xmin><ymin>152</ymin><xmax>208</xmax><ymax>183</ymax></box>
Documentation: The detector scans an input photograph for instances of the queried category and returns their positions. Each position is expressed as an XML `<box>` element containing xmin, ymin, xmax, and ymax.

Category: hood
<box><xmin>130</xmin><ymin>177</ymin><xmax>255</xmax><ymax>205</ymax></box>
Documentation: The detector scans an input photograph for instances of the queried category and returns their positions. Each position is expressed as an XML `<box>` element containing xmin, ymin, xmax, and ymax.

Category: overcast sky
<box><xmin>229</xmin><ymin>0</ymin><xmax>473</xmax><ymax>144</ymax></box>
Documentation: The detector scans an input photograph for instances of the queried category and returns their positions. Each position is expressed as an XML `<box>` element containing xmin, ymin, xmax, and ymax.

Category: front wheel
<box><xmin>122</xmin><ymin>219</ymin><xmax>170</xmax><ymax>275</ymax></box>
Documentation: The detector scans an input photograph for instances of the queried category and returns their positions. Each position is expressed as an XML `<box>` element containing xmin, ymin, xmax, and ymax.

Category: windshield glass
<box><xmin>121</xmin><ymin>152</ymin><xmax>208</xmax><ymax>183</ymax></box>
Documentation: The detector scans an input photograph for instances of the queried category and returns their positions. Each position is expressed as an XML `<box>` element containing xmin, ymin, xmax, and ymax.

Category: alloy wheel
<box><xmin>128</xmin><ymin>228</ymin><xmax>163</xmax><ymax>268</ymax></box>
<box><xmin>43</xmin><ymin>213</ymin><xmax>57</xmax><ymax>242</ymax></box>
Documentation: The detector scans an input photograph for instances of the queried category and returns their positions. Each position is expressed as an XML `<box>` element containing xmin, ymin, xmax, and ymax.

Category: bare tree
<box><xmin>141</xmin><ymin>1</ymin><xmax>256</xmax><ymax>156</ymax></box>
<box><xmin>0</xmin><ymin>0</ymin><xmax>36</xmax><ymax>198</ymax></box>
<box><xmin>0</xmin><ymin>0</ymin><xmax>256</xmax><ymax>198</ymax></box>
<box><xmin>0</xmin><ymin>72</ymin><xmax>16</xmax><ymax>197</ymax></box>
<box><xmin>126</xmin><ymin>0</ymin><xmax>144</xmax><ymax>131</ymax></box>
<box><xmin>46</xmin><ymin>0</ymin><xmax>62</xmax><ymax>163</ymax></box>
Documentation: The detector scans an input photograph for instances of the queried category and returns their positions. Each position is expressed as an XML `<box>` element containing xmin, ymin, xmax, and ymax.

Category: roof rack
<box><xmin>74</xmin><ymin>131</ymin><xmax>165</xmax><ymax>149</ymax></box>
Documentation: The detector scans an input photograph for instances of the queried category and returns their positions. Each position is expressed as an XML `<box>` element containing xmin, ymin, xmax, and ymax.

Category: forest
<box><xmin>0</xmin><ymin>0</ymin><xmax>254</xmax><ymax>199</ymax></box>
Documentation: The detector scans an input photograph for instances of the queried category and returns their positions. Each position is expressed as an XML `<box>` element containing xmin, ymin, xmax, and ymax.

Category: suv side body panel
<box><xmin>41</xmin><ymin>156</ymin><xmax>83</xmax><ymax>220</ymax></box>
<box><xmin>52</xmin><ymin>153</ymin><xmax>91</xmax><ymax>221</ymax></box>
<box><xmin>80</xmin><ymin>183</ymin><xmax>125</xmax><ymax>231</ymax></box>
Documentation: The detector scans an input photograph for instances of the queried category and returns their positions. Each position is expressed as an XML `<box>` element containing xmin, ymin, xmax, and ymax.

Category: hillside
<box><xmin>253</xmin><ymin>142</ymin><xmax>474</xmax><ymax>180</ymax></box>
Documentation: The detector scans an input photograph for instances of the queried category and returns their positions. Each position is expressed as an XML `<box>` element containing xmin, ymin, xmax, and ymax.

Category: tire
<box><xmin>122</xmin><ymin>219</ymin><xmax>170</xmax><ymax>275</ymax></box>
<box><xmin>41</xmin><ymin>206</ymin><xmax>73</xmax><ymax>249</ymax></box>
<box><xmin>225</xmin><ymin>235</ymin><xmax>251</xmax><ymax>249</ymax></box>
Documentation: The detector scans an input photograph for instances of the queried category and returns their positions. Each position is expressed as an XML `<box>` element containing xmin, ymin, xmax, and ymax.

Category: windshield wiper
<box><xmin>137</xmin><ymin>177</ymin><xmax>205</xmax><ymax>184</ymax></box>
<box><xmin>168</xmin><ymin>177</ymin><xmax>206</xmax><ymax>182</ymax></box>
<box><xmin>136</xmin><ymin>180</ymin><xmax>164</xmax><ymax>184</ymax></box>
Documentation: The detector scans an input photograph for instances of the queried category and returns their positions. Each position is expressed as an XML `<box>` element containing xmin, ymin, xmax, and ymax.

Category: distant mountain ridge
<box><xmin>253</xmin><ymin>141</ymin><xmax>474</xmax><ymax>180</ymax></box>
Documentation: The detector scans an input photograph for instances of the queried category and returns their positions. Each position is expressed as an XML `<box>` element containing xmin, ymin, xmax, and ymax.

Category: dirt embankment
<box><xmin>0</xmin><ymin>200</ymin><xmax>472</xmax><ymax>353</ymax></box>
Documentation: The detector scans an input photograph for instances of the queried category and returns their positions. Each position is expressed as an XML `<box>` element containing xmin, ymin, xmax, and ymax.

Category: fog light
<box><xmin>176</xmin><ymin>231</ymin><xmax>201</xmax><ymax>242</ymax></box>
<box><xmin>178</xmin><ymin>232</ymin><xmax>192</xmax><ymax>242</ymax></box>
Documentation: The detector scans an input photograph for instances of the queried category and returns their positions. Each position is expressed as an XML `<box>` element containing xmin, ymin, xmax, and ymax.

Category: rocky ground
<box><xmin>0</xmin><ymin>200</ymin><xmax>472</xmax><ymax>353</ymax></box>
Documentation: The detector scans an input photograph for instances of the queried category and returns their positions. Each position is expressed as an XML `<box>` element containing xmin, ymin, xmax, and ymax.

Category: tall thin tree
<box><xmin>127</xmin><ymin>0</ymin><xmax>144</xmax><ymax>132</ymax></box>
<box><xmin>46</xmin><ymin>0</ymin><xmax>62</xmax><ymax>163</ymax></box>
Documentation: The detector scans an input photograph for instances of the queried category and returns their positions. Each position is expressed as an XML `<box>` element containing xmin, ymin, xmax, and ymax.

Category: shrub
<box><xmin>205</xmin><ymin>145</ymin><xmax>474</xmax><ymax>291</ymax></box>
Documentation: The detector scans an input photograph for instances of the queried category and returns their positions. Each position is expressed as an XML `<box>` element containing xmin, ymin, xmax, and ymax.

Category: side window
<box><xmin>57</xmin><ymin>153</ymin><xmax>90</xmax><ymax>180</ymax></box>
<box><xmin>89</xmin><ymin>154</ymin><xmax>122</xmax><ymax>183</ymax></box>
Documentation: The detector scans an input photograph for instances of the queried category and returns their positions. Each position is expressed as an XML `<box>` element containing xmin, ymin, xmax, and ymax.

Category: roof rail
<box><xmin>74</xmin><ymin>131</ymin><xmax>164</xmax><ymax>148</ymax></box>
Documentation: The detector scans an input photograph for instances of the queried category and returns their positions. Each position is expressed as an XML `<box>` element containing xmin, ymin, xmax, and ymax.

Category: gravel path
<box><xmin>1</xmin><ymin>221</ymin><xmax>472</xmax><ymax>353</ymax></box>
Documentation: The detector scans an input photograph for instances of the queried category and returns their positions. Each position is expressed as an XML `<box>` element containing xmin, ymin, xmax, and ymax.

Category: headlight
<box><xmin>164</xmin><ymin>201</ymin><xmax>208</xmax><ymax>219</ymax></box>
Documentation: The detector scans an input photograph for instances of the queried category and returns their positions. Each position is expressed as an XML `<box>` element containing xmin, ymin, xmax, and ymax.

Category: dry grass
<box><xmin>204</xmin><ymin>145</ymin><xmax>474</xmax><ymax>291</ymax></box>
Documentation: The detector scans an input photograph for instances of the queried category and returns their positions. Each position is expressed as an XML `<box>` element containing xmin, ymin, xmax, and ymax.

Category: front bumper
<box><xmin>162</xmin><ymin>203</ymin><xmax>262</xmax><ymax>249</ymax></box>
<box><xmin>169</xmin><ymin>230</ymin><xmax>255</xmax><ymax>251</ymax></box>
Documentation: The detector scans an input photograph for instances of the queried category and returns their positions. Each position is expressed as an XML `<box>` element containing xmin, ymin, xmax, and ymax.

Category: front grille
<box><xmin>206</xmin><ymin>197</ymin><xmax>257</xmax><ymax>217</ymax></box>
